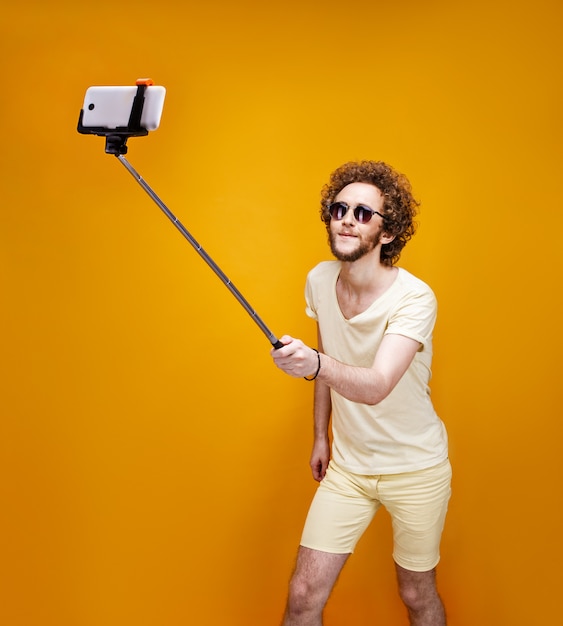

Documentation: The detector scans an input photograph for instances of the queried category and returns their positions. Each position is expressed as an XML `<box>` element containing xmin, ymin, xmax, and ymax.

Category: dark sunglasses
<box><xmin>327</xmin><ymin>201</ymin><xmax>385</xmax><ymax>224</ymax></box>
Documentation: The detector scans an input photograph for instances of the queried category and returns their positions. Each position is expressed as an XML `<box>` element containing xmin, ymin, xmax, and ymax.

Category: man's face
<box><xmin>329</xmin><ymin>182</ymin><xmax>386</xmax><ymax>263</ymax></box>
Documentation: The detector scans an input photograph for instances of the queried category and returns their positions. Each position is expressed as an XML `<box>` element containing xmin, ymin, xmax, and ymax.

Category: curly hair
<box><xmin>320</xmin><ymin>161</ymin><xmax>420</xmax><ymax>266</ymax></box>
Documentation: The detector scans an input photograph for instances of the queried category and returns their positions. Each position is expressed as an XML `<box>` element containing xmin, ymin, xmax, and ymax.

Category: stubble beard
<box><xmin>329</xmin><ymin>230</ymin><xmax>382</xmax><ymax>263</ymax></box>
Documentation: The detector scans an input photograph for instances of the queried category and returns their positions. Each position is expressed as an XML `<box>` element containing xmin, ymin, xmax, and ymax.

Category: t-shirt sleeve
<box><xmin>385</xmin><ymin>286</ymin><xmax>437</xmax><ymax>347</ymax></box>
<box><xmin>305</xmin><ymin>270</ymin><xmax>318</xmax><ymax>320</ymax></box>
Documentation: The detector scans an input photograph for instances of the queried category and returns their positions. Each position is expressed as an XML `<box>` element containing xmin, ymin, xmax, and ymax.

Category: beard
<box><xmin>329</xmin><ymin>229</ymin><xmax>382</xmax><ymax>262</ymax></box>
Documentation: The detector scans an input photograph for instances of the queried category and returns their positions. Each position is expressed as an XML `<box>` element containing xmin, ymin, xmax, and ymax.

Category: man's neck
<box><xmin>338</xmin><ymin>249</ymin><xmax>396</xmax><ymax>294</ymax></box>
<box><xmin>336</xmin><ymin>252</ymin><xmax>398</xmax><ymax>318</ymax></box>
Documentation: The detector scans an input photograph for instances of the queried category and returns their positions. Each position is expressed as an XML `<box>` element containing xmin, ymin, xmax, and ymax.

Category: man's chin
<box><xmin>330</xmin><ymin>244</ymin><xmax>371</xmax><ymax>263</ymax></box>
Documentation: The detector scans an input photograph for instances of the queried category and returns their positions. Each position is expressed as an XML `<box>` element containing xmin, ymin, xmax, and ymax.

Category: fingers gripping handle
<box><xmin>272</xmin><ymin>339</ymin><xmax>285</xmax><ymax>350</ymax></box>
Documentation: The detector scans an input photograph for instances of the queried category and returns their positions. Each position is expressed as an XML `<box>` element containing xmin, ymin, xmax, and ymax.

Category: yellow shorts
<box><xmin>300</xmin><ymin>458</ymin><xmax>452</xmax><ymax>572</ymax></box>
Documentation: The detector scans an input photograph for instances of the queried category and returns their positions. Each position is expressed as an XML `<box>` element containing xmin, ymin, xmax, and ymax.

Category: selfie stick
<box><xmin>78</xmin><ymin>81</ymin><xmax>284</xmax><ymax>350</ymax></box>
<box><xmin>117</xmin><ymin>155</ymin><xmax>284</xmax><ymax>349</ymax></box>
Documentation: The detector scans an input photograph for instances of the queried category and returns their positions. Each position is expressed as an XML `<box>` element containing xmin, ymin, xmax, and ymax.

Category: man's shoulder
<box><xmin>307</xmin><ymin>260</ymin><xmax>341</xmax><ymax>282</ymax></box>
<box><xmin>397</xmin><ymin>267</ymin><xmax>435</xmax><ymax>298</ymax></box>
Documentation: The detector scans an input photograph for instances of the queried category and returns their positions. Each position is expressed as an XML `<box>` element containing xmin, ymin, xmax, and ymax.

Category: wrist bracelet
<box><xmin>304</xmin><ymin>349</ymin><xmax>321</xmax><ymax>381</ymax></box>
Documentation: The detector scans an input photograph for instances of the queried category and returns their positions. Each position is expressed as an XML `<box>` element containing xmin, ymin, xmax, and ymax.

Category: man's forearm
<box><xmin>315</xmin><ymin>333</ymin><xmax>422</xmax><ymax>406</ymax></box>
<box><xmin>313</xmin><ymin>378</ymin><xmax>332</xmax><ymax>440</ymax></box>
<box><xmin>316</xmin><ymin>354</ymin><xmax>389</xmax><ymax>406</ymax></box>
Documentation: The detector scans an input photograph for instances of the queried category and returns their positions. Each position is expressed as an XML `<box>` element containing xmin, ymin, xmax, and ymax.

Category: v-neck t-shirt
<box><xmin>305</xmin><ymin>261</ymin><xmax>448</xmax><ymax>474</ymax></box>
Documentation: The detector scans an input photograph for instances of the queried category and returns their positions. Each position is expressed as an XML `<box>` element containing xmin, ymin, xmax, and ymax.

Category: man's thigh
<box><xmin>291</xmin><ymin>546</ymin><xmax>349</xmax><ymax>591</ymax></box>
<box><xmin>378</xmin><ymin>459</ymin><xmax>452</xmax><ymax>572</ymax></box>
<box><xmin>300</xmin><ymin>460</ymin><xmax>381</xmax><ymax>554</ymax></box>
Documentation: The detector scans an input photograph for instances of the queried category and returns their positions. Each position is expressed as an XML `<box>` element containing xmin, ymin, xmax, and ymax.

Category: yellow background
<box><xmin>1</xmin><ymin>0</ymin><xmax>561</xmax><ymax>624</ymax></box>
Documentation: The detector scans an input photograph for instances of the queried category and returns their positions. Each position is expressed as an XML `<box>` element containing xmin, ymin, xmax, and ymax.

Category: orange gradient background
<box><xmin>1</xmin><ymin>1</ymin><xmax>561</xmax><ymax>624</ymax></box>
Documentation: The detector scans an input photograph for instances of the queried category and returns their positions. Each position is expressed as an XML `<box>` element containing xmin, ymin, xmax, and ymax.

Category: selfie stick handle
<box><xmin>116</xmin><ymin>155</ymin><xmax>284</xmax><ymax>350</ymax></box>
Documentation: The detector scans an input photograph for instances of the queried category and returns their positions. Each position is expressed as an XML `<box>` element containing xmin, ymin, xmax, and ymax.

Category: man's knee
<box><xmin>399</xmin><ymin>583</ymin><xmax>429</xmax><ymax>612</ymax></box>
<box><xmin>285</xmin><ymin>548</ymin><xmax>347</xmax><ymax>617</ymax></box>
<box><xmin>287</xmin><ymin>573</ymin><xmax>327</xmax><ymax>615</ymax></box>
<box><xmin>396</xmin><ymin>566</ymin><xmax>438</xmax><ymax>612</ymax></box>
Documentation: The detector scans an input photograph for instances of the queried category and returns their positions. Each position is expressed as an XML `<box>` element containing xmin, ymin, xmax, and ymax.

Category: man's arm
<box><xmin>272</xmin><ymin>333</ymin><xmax>421</xmax><ymax>406</ymax></box>
<box><xmin>310</xmin><ymin>328</ymin><xmax>331</xmax><ymax>481</ymax></box>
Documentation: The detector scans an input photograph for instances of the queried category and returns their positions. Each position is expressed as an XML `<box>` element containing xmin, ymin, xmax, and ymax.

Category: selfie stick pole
<box><xmin>115</xmin><ymin>154</ymin><xmax>285</xmax><ymax>350</ymax></box>
<box><xmin>78</xmin><ymin>80</ymin><xmax>283</xmax><ymax>349</ymax></box>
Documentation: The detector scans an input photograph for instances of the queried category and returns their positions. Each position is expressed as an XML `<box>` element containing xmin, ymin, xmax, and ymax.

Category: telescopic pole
<box><xmin>116</xmin><ymin>154</ymin><xmax>284</xmax><ymax>349</ymax></box>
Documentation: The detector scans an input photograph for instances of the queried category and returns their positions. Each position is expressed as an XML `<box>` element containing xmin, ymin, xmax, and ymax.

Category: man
<box><xmin>271</xmin><ymin>161</ymin><xmax>451</xmax><ymax>626</ymax></box>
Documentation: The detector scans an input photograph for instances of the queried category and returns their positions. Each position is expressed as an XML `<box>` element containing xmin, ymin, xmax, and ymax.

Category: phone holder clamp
<box><xmin>77</xmin><ymin>82</ymin><xmax>150</xmax><ymax>155</ymax></box>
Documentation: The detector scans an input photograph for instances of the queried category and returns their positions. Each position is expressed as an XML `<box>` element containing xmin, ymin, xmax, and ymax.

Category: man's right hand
<box><xmin>310</xmin><ymin>439</ymin><xmax>330</xmax><ymax>482</ymax></box>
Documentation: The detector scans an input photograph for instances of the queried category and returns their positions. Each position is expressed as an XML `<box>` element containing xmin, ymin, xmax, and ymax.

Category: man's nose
<box><xmin>342</xmin><ymin>205</ymin><xmax>355</xmax><ymax>224</ymax></box>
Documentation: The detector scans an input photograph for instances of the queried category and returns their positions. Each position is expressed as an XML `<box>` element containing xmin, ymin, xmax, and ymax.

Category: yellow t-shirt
<box><xmin>305</xmin><ymin>261</ymin><xmax>448</xmax><ymax>474</ymax></box>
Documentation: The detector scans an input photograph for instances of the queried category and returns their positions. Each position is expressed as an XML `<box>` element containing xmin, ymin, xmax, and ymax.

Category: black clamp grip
<box><xmin>77</xmin><ymin>82</ymin><xmax>150</xmax><ymax>155</ymax></box>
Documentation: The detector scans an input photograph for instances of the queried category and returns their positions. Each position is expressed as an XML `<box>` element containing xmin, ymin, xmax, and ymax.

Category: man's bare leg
<box><xmin>395</xmin><ymin>564</ymin><xmax>446</xmax><ymax>626</ymax></box>
<box><xmin>281</xmin><ymin>546</ymin><xmax>349</xmax><ymax>626</ymax></box>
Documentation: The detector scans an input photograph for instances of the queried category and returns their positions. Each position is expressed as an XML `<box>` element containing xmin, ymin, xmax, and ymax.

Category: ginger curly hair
<box><xmin>320</xmin><ymin>161</ymin><xmax>420</xmax><ymax>266</ymax></box>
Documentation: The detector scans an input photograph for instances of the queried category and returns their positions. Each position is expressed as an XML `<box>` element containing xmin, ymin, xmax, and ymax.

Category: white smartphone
<box><xmin>80</xmin><ymin>85</ymin><xmax>166</xmax><ymax>131</ymax></box>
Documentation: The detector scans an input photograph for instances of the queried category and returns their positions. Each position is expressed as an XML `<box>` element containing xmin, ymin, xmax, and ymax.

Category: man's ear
<box><xmin>380</xmin><ymin>232</ymin><xmax>396</xmax><ymax>245</ymax></box>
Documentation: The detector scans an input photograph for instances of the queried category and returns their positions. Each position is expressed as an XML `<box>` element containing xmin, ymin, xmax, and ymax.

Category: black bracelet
<box><xmin>304</xmin><ymin>349</ymin><xmax>321</xmax><ymax>381</ymax></box>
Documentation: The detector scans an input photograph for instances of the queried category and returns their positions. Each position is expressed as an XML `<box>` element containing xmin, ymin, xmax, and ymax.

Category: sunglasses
<box><xmin>327</xmin><ymin>201</ymin><xmax>385</xmax><ymax>224</ymax></box>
